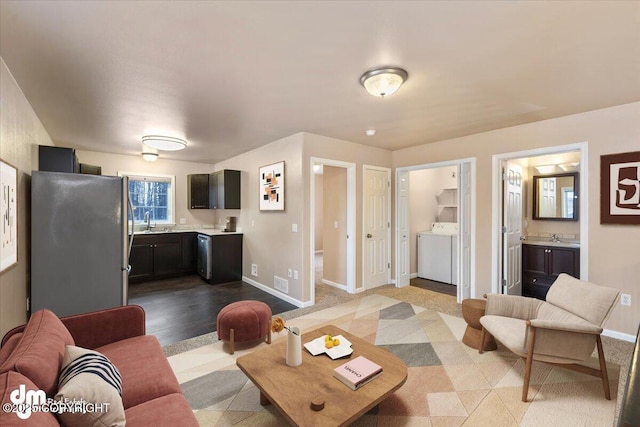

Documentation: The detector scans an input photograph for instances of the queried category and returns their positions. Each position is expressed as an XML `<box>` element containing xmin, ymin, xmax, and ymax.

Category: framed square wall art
<box><xmin>1</xmin><ymin>158</ymin><xmax>18</xmax><ymax>272</ymax></box>
<box><xmin>600</xmin><ymin>150</ymin><xmax>640</xmax><ymax>225</ymax></box>
<box><xmin>260</xmin><ymin>161</ymin><xmax>285</xmax><ymax>211</ymax></box>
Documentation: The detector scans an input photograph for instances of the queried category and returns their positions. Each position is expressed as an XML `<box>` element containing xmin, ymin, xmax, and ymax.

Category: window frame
<box><xmin>118</xmin><ymin>171</ymin><xmax>176</xmax><ymax>226</ymax></box>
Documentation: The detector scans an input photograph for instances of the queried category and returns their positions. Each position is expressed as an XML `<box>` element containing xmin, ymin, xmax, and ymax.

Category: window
<box><xmin>120</xmin><ymin>172</ymin><xmax>175</xmax><ymax>225</ymax></box>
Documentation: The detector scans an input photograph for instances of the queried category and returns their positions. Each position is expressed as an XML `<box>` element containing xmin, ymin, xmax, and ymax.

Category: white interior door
<box><xmin>540</xmin><ymin>177</ymin><xmax>557</xmax><ymax>217</ymax></box>
<box><xmin>502</xmin><ymin>161</ymin><xmax>523</xmax><ymax>295</ymax></box>
<box><xmin>459</xmin><ymin>162</ymin><xmax>472</xmax><ymax>301</ymax></box>
<box><xmin>396</xmin><ymin>170</ymin><xmax>410</xmax><ymax>287</ymax></box>
<box><xmin>363</xmin><ymin>166</ymin><xmax>390</xmax><ymax>289</ymax></box>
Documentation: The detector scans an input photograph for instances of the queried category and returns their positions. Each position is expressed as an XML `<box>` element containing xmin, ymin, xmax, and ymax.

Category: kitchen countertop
<box><xmin>133</xmin><ymin>228</ymin><xmax>243</xmax><ymax>236</ymax></box>
<box><xmin>522</xmin><ymin>239</ymin><xmax>580</xmax><ymax>249</ymax></box>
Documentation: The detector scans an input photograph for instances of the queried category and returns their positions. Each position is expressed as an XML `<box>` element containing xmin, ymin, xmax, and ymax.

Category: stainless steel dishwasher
<box><xmin>197</xmin><ymin>234</ymin><xmax>212</xmax><ymax>280</ymax></box>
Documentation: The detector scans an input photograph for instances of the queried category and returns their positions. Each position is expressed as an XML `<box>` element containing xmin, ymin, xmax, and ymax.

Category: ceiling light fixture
<box><xmin>142</xmin><ymin>152</ymin><xmax>159</xmax><ymax>162</ymax></box>
<box><xmin>141</xmin><ymin>145</ymin><xmax>159</xmax><ymax>162</ymax></box>
<box><xmin>365</xmin><ymin>129</ymin><xmax>377</xmax><ymax>136</ymax></box>
<box><xmin>142</xmin><ymin>135</ymin><xmax>187</xmax><ymax>151</ymax></box>
<box><xmin>360</xmin><ymin>67</ymin><xmax>408</xmax><ymax>97</ymax></box>
<box><xmin>534</xmin><ymin>165</ymin><xmax>557</xmax><ymax>174</ymax></box>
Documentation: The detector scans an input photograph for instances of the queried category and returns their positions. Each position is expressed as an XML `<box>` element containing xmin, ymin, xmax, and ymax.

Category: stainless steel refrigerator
<box><xmin>31</xmin><ymin>171</ymin><xmax>132</xmax><ymax>317</ymax></box>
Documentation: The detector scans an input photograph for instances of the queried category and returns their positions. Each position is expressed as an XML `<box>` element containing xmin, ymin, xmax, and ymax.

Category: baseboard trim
<box><xmin>603</xmin><ymin>328</ymin><xmax>636</xmax><ymax>343</ymax></box>
<box><xmin>321</xmin><ymin>279</ymin><xmax>347</xmax><ymax>291</ymax></box>
<box><xmin>409</xmin><ymin>273</ymin><xmax>418</xmax><ymax>279</ymax></box>
<box><xmin>242</xmin><ymin>276</ymin><xmax>304</xmax><ymax>308</ymax></box>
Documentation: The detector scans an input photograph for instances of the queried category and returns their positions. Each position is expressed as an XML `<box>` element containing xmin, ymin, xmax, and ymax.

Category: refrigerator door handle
<box><xmin>127</xmin><ymin>190</ymin><xmax>135</xmax><ymax>261</ymax></box>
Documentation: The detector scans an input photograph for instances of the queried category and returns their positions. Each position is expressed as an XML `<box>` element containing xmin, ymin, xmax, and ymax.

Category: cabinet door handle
<box><xmin>367</xmin><ymin>233</ymin><xmax>373</xmax><ymax>238</ymax></box>
<box><xmin>149</xmin><ymin>245</ymin><xmax>153</xmax><ymax>248</ymax></box>
<box><xmin>532</xmin><ymin>278</ymin><xmax>537</xmax><ymax>282</ymax></box>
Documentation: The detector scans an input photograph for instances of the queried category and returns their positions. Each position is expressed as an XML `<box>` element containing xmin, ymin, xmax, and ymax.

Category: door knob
<box><xmin>367</xmin><ymin>233</ymin><xmax>372</xmax><ymax>238</ymax></box>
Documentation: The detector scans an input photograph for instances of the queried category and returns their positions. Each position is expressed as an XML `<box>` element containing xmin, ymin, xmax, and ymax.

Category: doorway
<box><xmin>309</xmin><ymin>158</ymin><xmax>356</xmax><ymax>305</ymax></box>
<box><xmin>395</xmin><ymin>158</ymin><xmax>476</xmax><ymax>302</ymax></box>
<box><xmin>491</xmin><ymin>143</ymin><xmax>588</xmax><ymax>295</ymax></box>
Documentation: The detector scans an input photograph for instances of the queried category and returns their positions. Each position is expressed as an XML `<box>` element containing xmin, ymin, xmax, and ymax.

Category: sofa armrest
<box><xmin>529</xmin><ymin>319</ymin><xmax>602</xmax><ymax>335</ymax></box>
<box><xmin>60</xmin><ymin>305</ymin><xmax>146</xmax><ymax>349</ymax></box>
<box><xmin>485</xmin><ymin>294</ymin><xmax>541</xmax><ymax>320</ymax></box>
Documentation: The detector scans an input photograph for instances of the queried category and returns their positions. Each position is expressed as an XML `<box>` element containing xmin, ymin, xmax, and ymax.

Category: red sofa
<box><xmin>0</xmin><ymin>305</ymin><xmax>198</xmax><ymax>426</ymax></box>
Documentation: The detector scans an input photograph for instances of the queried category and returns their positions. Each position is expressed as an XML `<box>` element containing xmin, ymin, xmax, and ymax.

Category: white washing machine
<box><xmin>417</xmin><ymin>222</ymin><xmax>458</xmax><ymax>285</ymax></box>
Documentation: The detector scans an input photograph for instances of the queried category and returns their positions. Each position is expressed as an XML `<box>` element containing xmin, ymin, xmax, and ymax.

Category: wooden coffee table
<box><xmin>236</xmin><ymin>324</ymin><xmax>408</xmax><ymax>426</ymax></box>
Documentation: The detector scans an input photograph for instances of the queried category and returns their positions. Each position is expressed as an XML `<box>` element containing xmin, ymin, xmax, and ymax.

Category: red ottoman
<box><xmin>217</xmin><ymin>300</ymin><xmax>272</xmax><ymax>354</ymax></box>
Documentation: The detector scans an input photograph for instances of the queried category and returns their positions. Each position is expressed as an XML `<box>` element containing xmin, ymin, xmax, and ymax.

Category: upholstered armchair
<box><xmin>479</xmin><ymin>273</ymin><xmax>620</xmax><ymax>402</ymax></box>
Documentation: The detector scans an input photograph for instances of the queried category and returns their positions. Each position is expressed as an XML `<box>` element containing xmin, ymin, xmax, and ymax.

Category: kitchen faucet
<box><xmin>144</xmin><ymin>211</ymin><xmax>153</xmax><ymax>231</ymax></box>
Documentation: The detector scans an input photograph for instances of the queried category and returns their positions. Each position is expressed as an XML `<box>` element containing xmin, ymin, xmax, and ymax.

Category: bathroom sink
<box><xmin>522</xmin><ymin>239</ymin><xmax>580</xmax><ymax>248</ymax></box>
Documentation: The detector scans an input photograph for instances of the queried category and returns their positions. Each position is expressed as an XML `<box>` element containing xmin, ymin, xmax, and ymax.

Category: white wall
<box><xmin>322</xmin><ymin>166</ymin><xmax>347</xmax><ymax>285</ymax></box>
<box><xmin>0</xmin><ymin>58</ymin><xmax>54</xmax><ymax>336</ymax></box>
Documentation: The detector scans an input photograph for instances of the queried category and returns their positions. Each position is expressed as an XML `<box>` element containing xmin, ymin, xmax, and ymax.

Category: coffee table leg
<box><xmin>260</xmin><ymin>392</ymin><xmax>270</xmax><ymax>406</ymax></box>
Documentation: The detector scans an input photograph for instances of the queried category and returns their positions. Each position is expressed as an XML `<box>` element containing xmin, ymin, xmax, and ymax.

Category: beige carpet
<box><xmin>166</xmin><ymin>286</ymin><xmax>633</xmax><ymax>426</ymax></box>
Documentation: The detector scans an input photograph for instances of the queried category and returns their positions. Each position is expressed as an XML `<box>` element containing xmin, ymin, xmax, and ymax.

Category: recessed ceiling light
<box><xmin>365</xmin><ymin>129</ymin><xmax>376</xmax><ymax>136</ymax></box>
<box><xmin>142</xmin><ymin>135</ymin><xmax>187</xmax><ymax>151</ymax></box>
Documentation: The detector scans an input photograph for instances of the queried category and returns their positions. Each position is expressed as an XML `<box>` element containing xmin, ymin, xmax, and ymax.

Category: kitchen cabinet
<box><xmin>210</xmin><ymin>234</ymin><xmax>243</xmax><ymax>284</ymax></box>
<box><xmin>209</xmin><ymin>170</ymin><xmax>241</xmax><ymax>209</ymax></box>
<box><xmin>129</xmin><ymin>233</ymin><xmax>196</xmax><ymax>283</ymax></box>
<box><xmin>38</xmin><ymin>145</ymin><xmax>80</xmax><ymax>173</ymax></box>
<box><xmin>187</xmin><ymin>174</ymin><xmax>210</xmax><ymax>209</ymax></box>
<box><xmin>181</xmin><ymin>233</ymin><xmax>198</xmax><ymax>273</ymax></box>
<box><xmin>522</xmin><ymin>243</ymin><xmax>580</xmax><ymax>300</ymax></box>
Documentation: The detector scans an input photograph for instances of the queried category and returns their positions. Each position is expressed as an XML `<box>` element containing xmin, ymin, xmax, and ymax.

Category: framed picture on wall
<box><xmin>259</xmin><ymin>161</ymin><xmax>285</xmax><ymax>211</ymax></box>
<box><xmin>600</xmin><ymin>150</ymin><xmax>640</xmax><ymax>225</ymax></box>
<box><xmin>1</xmin><ymin>158</ymin><xmax>18</xmax><ymax>272</ymax></box>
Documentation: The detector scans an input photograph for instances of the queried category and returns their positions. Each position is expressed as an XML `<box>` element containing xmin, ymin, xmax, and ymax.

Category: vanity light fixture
<box><xmin>142</xmin><ymin>135</ymin><xmax>187</xmax><ymax>151</ymax></box>
<box><xmin>559</xmin><ymin>162</ymin><xmax>580</xmax><ymax>172</ymax></box>
<box><xmin>360</xmin><ymin>67</ymin><xmax>408</xmax><ymax>97</ymax></box>
<box><xmin>534</xmin><ymin>165</ymin><xmax>557</xmax><ymax>174</ymax></box>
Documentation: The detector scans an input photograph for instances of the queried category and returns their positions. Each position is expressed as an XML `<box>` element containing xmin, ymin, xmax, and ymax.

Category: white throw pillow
<box><xmin>55</xmin><ymin>345</ymin><xmax>125</xmax><ymax>427</ymax></box>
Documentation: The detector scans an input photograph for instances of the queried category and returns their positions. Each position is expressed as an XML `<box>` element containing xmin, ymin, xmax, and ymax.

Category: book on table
<box><xmin>333</xmin><ymin>356</ymin><xmax>383</xmax><ymax>390</ymax></box>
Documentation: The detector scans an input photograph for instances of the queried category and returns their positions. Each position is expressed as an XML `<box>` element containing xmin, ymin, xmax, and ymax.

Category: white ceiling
<box><xmin>1</xmin><ymin>1</ymin><xmax>639</xmax><ymax>164</ymax></box>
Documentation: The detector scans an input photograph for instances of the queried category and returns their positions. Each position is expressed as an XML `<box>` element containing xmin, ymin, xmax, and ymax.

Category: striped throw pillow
<box><xmin>55</xmin><ymin>346</ymin><xmax>125</xmax><ymax>427</ymax></box>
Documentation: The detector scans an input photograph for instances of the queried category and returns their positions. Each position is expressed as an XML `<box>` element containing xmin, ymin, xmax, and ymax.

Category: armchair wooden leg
<box><xmin>522</xmin><ymin>322</ymin><xmax>536</xmax><ymax>402</ymax></box>
<box><xmin>596</xmin><ymin>335</ymin><xmax>611</xmax><ymax>400</ymax></box>
<box><xmin>479</xmin><ymin>327</ymin><xmax>486</xmax><ymax>354</ymax></box>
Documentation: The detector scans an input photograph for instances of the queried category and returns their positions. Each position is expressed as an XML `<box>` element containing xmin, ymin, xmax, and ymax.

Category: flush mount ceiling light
<box><xmin>142</xmin><ymin>135</ymin><xmax>187</xmax><ymax>151</ymax></box>
<box><xmin>360</xmin><ymin>67</ymin><xmax>408</xmax><ymax>97</ymax></box>
<box><xmin>141</xmin><ymin>145</ymin><xmax>158</xmax><ymax>162</ymax></box>
<box><xmin>365</xmin><ymin>129</ymin><xmax>377</xmax><ymax>136</ymax></box>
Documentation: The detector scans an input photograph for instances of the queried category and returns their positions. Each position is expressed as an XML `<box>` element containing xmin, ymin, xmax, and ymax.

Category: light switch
<box><xmin>292</xmin><ymin>224</ymin><xmax>298</xmax><ymax>233</ymax></box>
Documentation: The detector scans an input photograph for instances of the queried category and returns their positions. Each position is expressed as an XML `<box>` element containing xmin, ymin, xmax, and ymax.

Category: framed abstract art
<box><xmin>259</xmin><ymin>161</ymin><xmax>285</xmax><ymax>211</ymax></box>
<box><xmin>1</xmin><ymin>158</ymin><xmax>18</xmax><ymax>272</ymax></box>
<box><xmin>600</xmin><ymin>150</ymin><xmax>640</xmax><ymax>225</ymax></box>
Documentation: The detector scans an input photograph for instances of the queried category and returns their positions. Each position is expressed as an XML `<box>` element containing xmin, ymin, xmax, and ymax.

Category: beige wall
<box><xmin>0</xmin><ymin>58</ymin><xmax>54</xmax><ymax>336</ymax></box>
<box><xmin>75</xmin><ymin>150</ymin><xmax>218</xmax><ymax>227</ymax></box>
<box><xmin>394</xmin><ymin>102</ymin><xmax>640</xmax><ymax>336</ymax></box>
<box><xmin>314</xmin><ymin>174</ymin><xmax>323</xmax><ymax>252</ymax></box>
<box><xmin>322</xmin><ymin>166</ymin><xmax>347</xmax><ymax>285</ymax></box>
<box><xmin>214</xmin><ymin>133</ymin><xmax>306</xmax><ymax>302</ymax></box>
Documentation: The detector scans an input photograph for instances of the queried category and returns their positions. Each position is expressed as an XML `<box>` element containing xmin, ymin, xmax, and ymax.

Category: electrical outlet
<box><xmin>620</xmin><ymin>294</ymin><xmax>631</xmax><ymax>306</ymax></box>
<box><xmin>251</xmin><ymin>264</ymin><xmax>258</xmax><ymax>277</ymax></box>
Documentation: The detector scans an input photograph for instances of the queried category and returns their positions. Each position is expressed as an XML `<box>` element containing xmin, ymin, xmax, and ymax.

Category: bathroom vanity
<box><xmin>522</xmin><ymin>240</ymin><xmax>580</xmax><ymax>300</ymax></box>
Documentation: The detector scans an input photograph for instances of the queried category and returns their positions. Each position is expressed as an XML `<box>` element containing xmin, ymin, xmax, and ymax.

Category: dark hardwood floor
<box><xmin>128</xmin><ymin>275</ymin><xmax>296</xmax><ymax>347</ymax></box>
<box><xmin>410</xmin><ymin>277</ymin><xmax>457</xmax><ymax>296</ymax></box>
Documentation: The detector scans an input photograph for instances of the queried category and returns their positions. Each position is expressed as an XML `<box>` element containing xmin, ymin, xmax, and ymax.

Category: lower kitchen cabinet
<box><xmin>522</xmin><ymin>243</ymin><xmax>580</xmax><ymax>300</ymax></box>
<box><xmin>129</xmin><ymin>233</ymin><xmax>197</xmax><ymax>283</ymax></box>
<box><xmin>210</xmin><ymin>234</ymin><xmax>243</xmax><ymax>284</ymax></box>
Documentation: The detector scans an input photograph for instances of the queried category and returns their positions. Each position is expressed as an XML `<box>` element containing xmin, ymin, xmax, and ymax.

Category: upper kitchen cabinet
<box><xmin>39</xmin><ymin>145</ymin><xmax>80</xmax><ymax>173</ymax></box>
<box><xmin>188</xmin><ymin>174</ymin><xmax>210</xmax><ymax>209</ymax></box>
<box><xmin>210</xmin><ymin>170</ymin><xmax>241</xmax><ymax>209</ymax></box>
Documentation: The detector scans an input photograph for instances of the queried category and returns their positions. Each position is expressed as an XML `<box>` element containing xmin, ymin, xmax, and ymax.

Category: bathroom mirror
<box><xmin>532</xmin><ymin>172</ymin><xmax>579</xmax><ymax>220</ymax></box>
